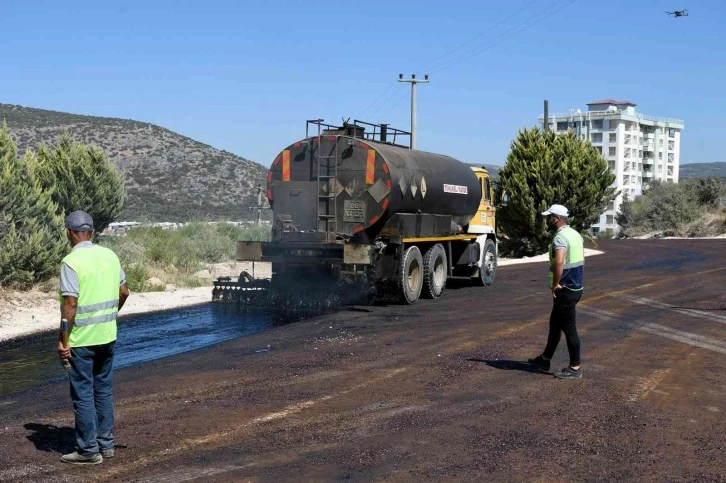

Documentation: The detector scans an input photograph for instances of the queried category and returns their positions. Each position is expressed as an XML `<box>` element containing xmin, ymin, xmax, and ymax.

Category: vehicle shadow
<box><xmin>24</xmin><ymin>423</ymin><xmax>75</xmax><ymax>454</ymax></box>
<box><xmin>467</xmin><ymin>358</ymin><xmax>549</xmax><ymax>375</ymax></box>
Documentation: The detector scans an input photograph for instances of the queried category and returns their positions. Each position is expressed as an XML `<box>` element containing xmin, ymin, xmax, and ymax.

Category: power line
<box><xmin>359</xmin><ymin>82</ymin><xmax>397</xmax><ymax>117</ymax></box>
<box><xmin>358</xmin><ymin>0</ymin><xmax>577</xmax><ymax>122</ymax></box>
<box><xmin>430</xmin><ymin>0</ymin><xmax>577</xmax><ymax>74</ymax></box>
<box><xmin>416</xmin><ymin>0</ymin><xmax>543</xmax><ymax>73</ymax></box>
<box><xmin>359</xmin><ymin>0</ymin><xmax>549</xmax><ymax>119</ymax></box>
<box><xmin>368</xmin><ymin>84</ymin><xmax>405</xmax><ymax>118</ymax></box>
<box><xmin>380</xmin><ymin>88</ymin><xmax>410</xmax><ymax>119</ymax></box>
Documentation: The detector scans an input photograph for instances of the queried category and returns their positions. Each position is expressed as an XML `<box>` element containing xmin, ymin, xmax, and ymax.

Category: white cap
<box><xmin>541</xmin><ymin>204</ymin><xmax>569</xmax><ymax>217</ymax></box>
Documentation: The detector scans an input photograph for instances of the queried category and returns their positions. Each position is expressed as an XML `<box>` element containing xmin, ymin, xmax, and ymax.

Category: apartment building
<box><xmin>540</xmin><ymin>99</ymin><xmax>684</xmax><ymax>234</ymax></box>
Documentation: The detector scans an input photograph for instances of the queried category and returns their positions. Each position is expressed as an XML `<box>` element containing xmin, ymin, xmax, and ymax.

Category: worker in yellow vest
<box><xmin>57</xmin><ymin>211</ymin><xmax>130</xmax><ymax>465</ymax></box>
<box><xmin>528</xmin><ymin>204</ymin><xmax>585</xmax><ymax>380</ymax></box>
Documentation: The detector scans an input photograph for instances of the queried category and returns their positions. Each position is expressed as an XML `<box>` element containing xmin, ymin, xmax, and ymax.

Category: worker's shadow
<box><xmin>24</xmin><ymin>423</ymin><xmax>76</xmax><ymax>454</ymax></box>
<box><xmin>467</xmin><ymin>358</ymin><xmax>549</xmax><ymax>375</ymax></box>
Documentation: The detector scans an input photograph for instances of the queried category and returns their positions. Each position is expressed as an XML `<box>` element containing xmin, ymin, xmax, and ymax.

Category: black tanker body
<box><xmin>216</xmin><ymin>121</ymin><xmax>500</xmax><ymax>305</ymax></box>
<box><xmin>265</xmin><ymin>133</ymin><xmax>481</xmax><ymax>239</ymax></box>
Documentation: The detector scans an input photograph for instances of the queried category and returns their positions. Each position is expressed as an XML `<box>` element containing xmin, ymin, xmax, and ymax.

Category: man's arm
<box><xmin>57</xmin><ymin>296</ymin><xmax>77</xmax><ymax>360</ymax></box>
<box><xmin>58</xmin><ymin>263</ymin><xmax>80</xmax><ymax>359</ymax></box>
<box><xmin>119</xmin><ymin>283</ymin><xmax>130</xmax><ymax>311</ymax></box>
<box><xmin>551</xmin><ymin>248</ymin><xmax>566</xmax><ymax>293</ymax></box>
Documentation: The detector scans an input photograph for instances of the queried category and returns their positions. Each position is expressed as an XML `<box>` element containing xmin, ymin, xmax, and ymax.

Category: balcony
<box><xmin>643</xmin><ymin>140</ymin><xmax>655</xmax><ymax>151</ymax></box>
<box><xmin>636</xmin><ymin>113</ymin><xmax>685</xmax><ymax>126</ymax></box>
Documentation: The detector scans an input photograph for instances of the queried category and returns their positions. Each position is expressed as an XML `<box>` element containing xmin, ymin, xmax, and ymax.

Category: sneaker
<box><xmin>61</xmin><ymin>451</ymin><xmax>103</xmax><ymax>465</ymax></box>
<box><xmin>527</xmin><ymin>355</ymin><xmax>551</xmax><ymax>372</ymax></box>
<box><xmin>100</xmin><ymin>448</ymin><xmax>114</xmax><ymax>458</ymax></box>
<box><xmin>554</xmin><ymin>366</ymin><xmax>583</xmax><ymax>379</ymax></box>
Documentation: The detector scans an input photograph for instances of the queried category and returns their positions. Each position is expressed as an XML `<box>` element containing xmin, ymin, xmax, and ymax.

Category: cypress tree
<box><xmin>0</xmin><ymin>121</ymin><xmax>67</xmax><ymax>287</ymax></box>
<box><xmin>497</xmin><ymin>127</ymin><xmax>617</xmax><ymax>255</ymax></box>
<box><xmin>32</xmin><ymin>132</ymin><xmax>125</xmax><ymax>233</ymax></box>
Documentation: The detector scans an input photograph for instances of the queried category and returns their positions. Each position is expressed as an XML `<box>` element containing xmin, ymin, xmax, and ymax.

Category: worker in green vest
<box><xmin>57</xmin><ymin>211</ymin><xmax>130</xmax><ymax>464</ymax></box>
<box><xmin>528</xmin><ymin>204</ymin><xmax>585</xmax><ymax>379</ymax></box>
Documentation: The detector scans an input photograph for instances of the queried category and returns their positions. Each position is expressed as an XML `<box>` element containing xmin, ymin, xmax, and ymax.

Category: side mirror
<box><xmin>501</xmin><ymin>192</ymin><xmax>510</xmax><ymax>207</ymax></box>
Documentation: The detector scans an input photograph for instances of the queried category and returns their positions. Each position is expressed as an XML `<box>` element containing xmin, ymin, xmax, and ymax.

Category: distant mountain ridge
<box><xmin>680</xmin><ymin>162</ymin><xmax>726</xmax><ymax>179</ymax></box>
<box><xmin>0</xmin><ymin>103</ymin><xmax>268</xmax><ymax>222</ymax></box>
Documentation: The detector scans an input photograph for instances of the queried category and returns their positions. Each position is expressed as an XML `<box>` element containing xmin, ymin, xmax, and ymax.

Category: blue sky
<box><xmin>3</xmin><ymin>0</ymin><xmax>724</xmax><ymax>167</ymax></box>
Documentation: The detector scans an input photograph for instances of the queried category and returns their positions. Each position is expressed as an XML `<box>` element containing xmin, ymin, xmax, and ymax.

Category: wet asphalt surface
<box><xmin>0</xmin><ymin>240</ymin><xmax>725</xmax><ymax>482</ymax></box>
<box><xmin>0</xmin><ymin>304</ymin><xmax>289</xmax><ymax>398</ymax></box>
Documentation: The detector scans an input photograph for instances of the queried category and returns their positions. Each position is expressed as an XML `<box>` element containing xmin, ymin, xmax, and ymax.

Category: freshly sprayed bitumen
<box><xmin>0</xmin><ymin>304</ymin><xmax>293</xmax><ymax>397</ymax></box>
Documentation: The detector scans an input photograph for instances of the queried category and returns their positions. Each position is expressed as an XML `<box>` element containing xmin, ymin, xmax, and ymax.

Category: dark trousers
<box><xmin>543</xmin><ymin>289</ymin><xmax>582</xmax><ymax>366</ymax></box>
<box><xmin>69</xmin><ymin>341</ymin><xmax>115</xmax><ymax>455</ymax></box>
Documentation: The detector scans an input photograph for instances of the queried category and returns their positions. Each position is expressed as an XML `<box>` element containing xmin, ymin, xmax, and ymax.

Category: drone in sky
<box><xmin>666</xmin><ymin>10</ymin><xmax>688</xmax><ymax>17</ymax></box>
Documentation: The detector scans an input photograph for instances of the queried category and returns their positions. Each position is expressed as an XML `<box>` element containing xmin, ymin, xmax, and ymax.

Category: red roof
<box><xmin>587</xmin><ymin>99</ymin><xmax>636</xmax><ymax>106</ymax></box>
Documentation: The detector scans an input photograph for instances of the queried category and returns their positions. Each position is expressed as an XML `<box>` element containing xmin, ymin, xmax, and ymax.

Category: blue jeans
<box><xmin>69</xmin><ymin>341</ymin><xmax>115</xmax><ymax>455</ymax></box>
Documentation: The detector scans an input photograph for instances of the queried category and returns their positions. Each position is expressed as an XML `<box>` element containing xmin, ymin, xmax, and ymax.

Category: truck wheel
<box><xmin>422</xmin><ymin>243</ymin><xmax>447</xmax><ymax>299</ymax></box>
<box><xmin>473</xmin><ymin>239</ymin><xmax>497</xmax><ymax>286</ymax></box>
<box><xmin>398</xmin><ymin>246</ymin><xmax>424</xmax><ymax>304</ymax></box>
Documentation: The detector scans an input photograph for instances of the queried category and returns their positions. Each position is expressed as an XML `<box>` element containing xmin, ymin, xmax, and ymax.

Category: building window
<box><xmin>609</xmin><ymin>120</ymin><xmax>618</xmax><ymax>129</ymax></box>
<box><xmin>607</xmin><ymin>201</ymin><xmax>615</xmax><ymax>211</ymax></box>
<box><xmin>609</xmin><ymin>133</ymin><xmax>617</xmax><ymax>143</ymax></box>
<box><xmin>668</xmin><ymin>140</ymin><xmax>675</xmax><ymax>151</ymax></box>
<box><xmin>594</xmin><ymin>146</ymin><xmax>602</xmax><ymax>155</ymax></box>
<box><xmin>608</xmin><ymin>160</ymin><xmax>615</xmax><ymax>171</ymax></box>
<box><xmin>592</xmin><ymin>120</ymin><xmax>603</xmax><ymax>129</ymax></box>
<box><xmin>638</xmin><ymin>150</ymin><xmax>643</xmax><ymax>158</ymax></box>
<box><xmin>606</xmin><ymin>215</ymin><xmax>614</xmax><ymax>225</ymax></box>
<box><xmin>659</xmin><ymin>139</ymin><xmax>664</xmax><ymax>147</ymax></box>
<box><xmin>557</xmin><ymin>122</ymin><xmax>568</xmax><ymax>131</ymax></box>
<box><xmin>591</xmin><ymin>133</ymin><xmax>603</xmax><ymax>143</ymax></box>
<box><xmin>623</xmin><ymin>175</ymin><xmax>630</xmax><ymax>185</ymax></box>
<box><xmin>609</xmin><ymin>146</ymin><xmax>616</xmax><ymax>156</ymax></box>
<box><xmin>658</xmin><ymin>152</ymin><xmax>663</xmax><ymax>160</ymax></box>
<box><xmin>668</xmin><ymin>153</ymin><xmax>674</xmax><ymax>163</ymax></box>
<box><xmin>669</xmin><ymin>128</ymin><xmax>675</xmax><ymax>138</ymax></box>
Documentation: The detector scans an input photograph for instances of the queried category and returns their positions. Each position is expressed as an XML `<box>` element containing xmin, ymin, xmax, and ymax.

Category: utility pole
<box><xmin>398</xmin><ymin>73</ymin><xmax>429</xmax><ymax>150</ymax></box>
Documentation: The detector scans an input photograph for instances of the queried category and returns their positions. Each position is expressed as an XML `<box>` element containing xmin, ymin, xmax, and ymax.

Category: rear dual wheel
<box><xmin>398</xmin><ymin>246</ymin><xmax>423</xmax><ymax>305</ymax></box>
<box><xmin>398</xmin><ymin>244</ymin><xmax>448</xmax><ymax>305</ymax></box>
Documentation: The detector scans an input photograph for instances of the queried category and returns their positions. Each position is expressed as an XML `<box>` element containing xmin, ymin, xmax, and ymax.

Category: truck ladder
<box><xmin>308</xmin><ymin>121</ymin><xmax>339</xmax><ymax>233</ymax></box>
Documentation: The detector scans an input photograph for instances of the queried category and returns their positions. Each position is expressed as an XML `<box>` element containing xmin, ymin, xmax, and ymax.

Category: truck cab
<box><xmin>467</xmin><ymin>167</ymin><xmax>496</xmax><ymax>235</ymax></box>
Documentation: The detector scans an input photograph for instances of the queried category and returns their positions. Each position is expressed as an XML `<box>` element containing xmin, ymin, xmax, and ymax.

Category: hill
<box><xmin>0</xmin><ymin>103</ymin><xmax>268</xmax><ymax>222</ymax></box>
<box><xmin>680</xmin><ymin>162</ymin><xmax>726</xmax><ymax>179</ymax></box>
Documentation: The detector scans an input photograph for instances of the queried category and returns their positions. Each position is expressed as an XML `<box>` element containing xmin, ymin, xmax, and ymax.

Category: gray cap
<box><xmin>65</xmin><ymin>210</ymin><xmax>94</xmax><ymax>232</ymax></box>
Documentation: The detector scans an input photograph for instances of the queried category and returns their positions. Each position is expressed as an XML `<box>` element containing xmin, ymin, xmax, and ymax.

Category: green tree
<box><xmin>0</xmin><ymin>121</ymin><xmax>67</xmax><ymax>287</ymax></box>
<box><xmin>497</xmin><ymin>127</ymin><xmax>616</xmax><ymax>255</ymax></box>
<box><xmin>31</xmin><ymin>132</ymin><xmax>125</xmax><ymax>233</ymax></box>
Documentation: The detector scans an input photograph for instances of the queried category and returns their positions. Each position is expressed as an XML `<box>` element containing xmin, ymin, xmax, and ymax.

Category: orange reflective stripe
<box><xmin>366</xmin><ymin>150</ymin><xmax>376</xmax><ymax>185</ymax></box>
<box><xmin>282</xmin><ymin>150</ymin><xmax>291</xmax><ymax>181</ymax></box>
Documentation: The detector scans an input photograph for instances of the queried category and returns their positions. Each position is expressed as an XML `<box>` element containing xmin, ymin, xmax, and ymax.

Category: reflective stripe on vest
<box><xmin>549</xmin><ymin>226</ymin><xmax>585</xmax><ymax>290</ymax></box>
<box><xmin>61</xmin><ymin>245</ymin><xmax>121</xmax><ymax>347</ymax></box>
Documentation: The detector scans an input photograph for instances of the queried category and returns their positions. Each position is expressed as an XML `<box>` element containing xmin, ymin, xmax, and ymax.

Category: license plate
<box><xmin>344</xmin><ymin>200</ymin><xmax>366</xmax><ymax>223</ymax></box>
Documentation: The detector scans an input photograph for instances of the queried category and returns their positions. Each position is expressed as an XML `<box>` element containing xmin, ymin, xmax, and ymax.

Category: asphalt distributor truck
<box><xmin>213</xmin><ymin>120</ymin><xmax>503</xmax><ymax>306</ymax></box>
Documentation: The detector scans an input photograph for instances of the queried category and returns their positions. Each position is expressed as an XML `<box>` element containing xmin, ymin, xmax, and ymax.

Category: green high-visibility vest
<box><xmin>549</xmin><ymin>225</ymin><xmax>585</xmax><ymax>290</ymax></box>
<box><xmin>61</xmin><ymin>246</ymin><xmax>121</xmax><ymax>347</ymax></box>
